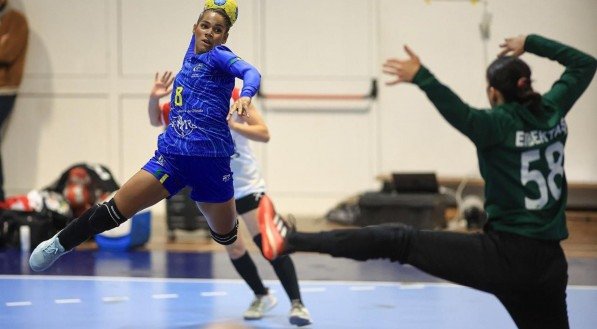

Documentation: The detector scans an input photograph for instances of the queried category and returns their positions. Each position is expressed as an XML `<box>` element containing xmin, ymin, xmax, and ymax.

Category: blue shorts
<box><xmin>142</xmin><ymin>151</ymin><xmax>233</xmax><ymax>203</ymax></box>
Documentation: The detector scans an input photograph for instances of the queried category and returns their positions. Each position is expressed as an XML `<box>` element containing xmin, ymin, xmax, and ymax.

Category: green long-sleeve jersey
<box><xmin>412</xmin><ymin>34</ymin><xmax>597</xmax><ymax>240</ymax></box>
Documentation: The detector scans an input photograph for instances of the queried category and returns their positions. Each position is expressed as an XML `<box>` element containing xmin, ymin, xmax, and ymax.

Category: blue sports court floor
<box><xmin>1</xmin><ymin>249</ymin><xmax>596</xmax><ymax>328</ymax></box>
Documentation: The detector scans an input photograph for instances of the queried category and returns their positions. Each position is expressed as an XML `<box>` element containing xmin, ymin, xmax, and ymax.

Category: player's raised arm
<box><xmin>148</xmin><ymin>71</ymin><xmax>174</xmax><ymax>127</ymax></box>
<box><xmin>523</xmin><ymin>34</ymin><xmax>596</xmax><ymax>116</ymax></box>
<box><xmin>383</xmin><ymin>46</ymin><xmax>507</xmax><ymax>149</ymax></box>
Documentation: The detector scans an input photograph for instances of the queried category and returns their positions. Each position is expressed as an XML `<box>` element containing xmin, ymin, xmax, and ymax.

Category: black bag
<box><xmin>325</xmin><ymin>191</ymin><xmax>449</xmax><ymax>230</ymax></box>
<box><xmin>0</xmin><ymin>163</ymin><xmax>120</xmax><ymax>249</ymax></box>
<box><xmin>0</xmin><ymin>210</ymin><xmax>58</xmax><ymax>250</ymax></box>
<box><xmin>44</xmin><ymin>163</ymin><xmax>121</xmax><ymax>219</ymax></box>
<box><xmin>358</xmin><ymin>192</ymin><xmax>447</xmax><ymax>229</ymax></box>
<box><xmin>45</xmin><ymin>163</ymin><xmax>120</xmax><ymax>203</ymax></box>
<box><xmin>325</xmin><ymin>195</ymin><xmax>361</xmax><ymax>225</ymax></box>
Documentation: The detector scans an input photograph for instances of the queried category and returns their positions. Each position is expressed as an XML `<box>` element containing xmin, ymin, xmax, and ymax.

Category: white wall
<box><xmin>377</xmin><ymin>0</ymin><xmax>597</xmax><ymax>180</ymax></box>
<box><xmin>4</xmin><ymin>0</ymin><xmax>596</xmax><ymax>217</ymax></box>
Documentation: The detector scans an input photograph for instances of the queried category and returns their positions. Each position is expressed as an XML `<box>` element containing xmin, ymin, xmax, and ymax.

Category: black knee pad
<box><xmin>210</xmin><ymin>219</ymin><xmax>239</xmax><ymax>245</ymax></box>
<box><xmin>87</xmin><ymin>199</ymin><xmax>127</xmax><ymax>234</ymax></box>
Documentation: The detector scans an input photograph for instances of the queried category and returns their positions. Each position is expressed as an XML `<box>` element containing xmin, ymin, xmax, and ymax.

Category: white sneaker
<box><xmin>29</xmin><ymin>232</ymin><xmax>70</xmax><ymax>272</ymax></box>
<box><xmin>243</xmin><ymin>292</ymin><xmax>277</xmax><ymax>320</ymax></box>
<box><xmin>289</xmin><ymin>300</ymin><xmax>312</xmax><ymax>326</ymax></box>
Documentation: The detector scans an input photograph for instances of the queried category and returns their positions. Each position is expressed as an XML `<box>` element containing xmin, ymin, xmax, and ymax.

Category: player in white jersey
<box><xmin>152</xmin><ymin>72</ymin><xmax>311</xmax><ymax>327</ymax></box>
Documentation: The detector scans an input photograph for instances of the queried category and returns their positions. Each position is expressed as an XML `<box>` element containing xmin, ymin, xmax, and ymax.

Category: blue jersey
<box><xmin>158</xmin><ymin>36</ymin><xmax>261</xmax><ymax>157</ymax></box>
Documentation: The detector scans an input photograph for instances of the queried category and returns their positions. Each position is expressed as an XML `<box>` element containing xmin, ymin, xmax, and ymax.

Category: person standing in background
<box><xmin>0</xmin><ymin>0</ymin><xmax>28</xmax><ymax>201</ymax></box>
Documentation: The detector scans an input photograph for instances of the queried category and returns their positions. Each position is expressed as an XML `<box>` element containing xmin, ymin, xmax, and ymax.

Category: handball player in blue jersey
<box><xmin>152</xmin><ymin>73</ymin><xmax>312</xmax><ymax>326</ymax></box>
<box><xmin>30</xmin><ymin>0</ymin><xmax>260</xmax><ymax>271</ymax></box>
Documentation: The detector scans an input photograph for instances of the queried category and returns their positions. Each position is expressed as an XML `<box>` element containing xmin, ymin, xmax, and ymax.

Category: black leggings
<box><xmin>287</xmin><ymin>225</ymin><xmax>569</xmax><ymax>329</ymax></box>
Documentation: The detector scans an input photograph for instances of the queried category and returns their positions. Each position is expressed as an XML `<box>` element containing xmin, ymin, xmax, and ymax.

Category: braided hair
<box><xmin>487</xmin><ymin>56</ymin><xmax>543</xmax><ymax>113</ymax></box>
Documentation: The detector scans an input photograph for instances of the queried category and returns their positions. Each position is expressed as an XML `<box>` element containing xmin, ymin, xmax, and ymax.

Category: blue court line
<box><xmin>1</xmin><ymin>275</ymin><xmax>595</xmax><ymax>329</ymax></box>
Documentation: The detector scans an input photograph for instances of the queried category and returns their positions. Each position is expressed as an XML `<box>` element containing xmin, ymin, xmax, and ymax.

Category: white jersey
<box><xmin>230</xmin><ymin>127</ymin><xmax>266</xmax><ymax>199</ymax></box>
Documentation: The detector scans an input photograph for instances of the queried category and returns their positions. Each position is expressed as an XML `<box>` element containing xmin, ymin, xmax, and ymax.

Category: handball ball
<box><xmin>204</xmin><ymin>0</ymin><xmax>238</xmax><ymax>25</ymax></box>
<box><xmin>64</xmin><ymin>183</ymin><xmax>91</xmax><ymax>208</ymax></box>
<box><xmin>67</xmin><ymin>167</ymin><xmax>91</xmax><ymax>186</ymax></box>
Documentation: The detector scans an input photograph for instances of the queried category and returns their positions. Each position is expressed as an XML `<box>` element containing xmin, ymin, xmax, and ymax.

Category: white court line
<box><xmin>569</xmin><ymin>285</ymin><xmax>597</xmax><ymax>291</ymax></box>
<box><xmin>0</xmin><ymin>275</ymin><xmax>456</xmax><ymax>289</ymax></box>
<box><xmin>6</xmin><ymin>301</ymin><xmax>32</xmax><ymax>307</ymax></box>
<box><xmin>0</xmin><ymin>275</ymin><xmax>408</xmax><ymax>286</ymax></box>
<box><xmin>399</xmin><ymin>284</ymin><xmax>426</xmax><ymax>290</ymax></box>
<box><xmin>201</xmin><ymin>291</ymin><xmax>227</xmax><ymax>297</ymax></box>
<box><xmin>152</xmin><ymin>294</ymin><xmax>179</xmax><ymax>299</ymax></box>
<box><xmin>102</xmin><ymin>296</ymin><xmax>129</xmax><ymax>303</ymax></box>
<box><xmin>349</xmin><ymin>286</ymin><xmax>376</xmax><ymax>291</ymax></box>
<box><xmin>301</xmin><ymin>287</ymin><xmax>327</xmax><ymax>293</ymax></box>
<box><xmin>2</xmin><ymin>275</ymin><xmax>596</xmax><ymax>290</ymax></box>
<box><xmin>55</xmin><ymin>299</ymin><xmax>81</xmax><ymax>304</ymax></box>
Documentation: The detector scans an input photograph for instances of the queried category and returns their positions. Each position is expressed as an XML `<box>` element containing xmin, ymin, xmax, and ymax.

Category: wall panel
<box><xmin>119</xmin><ymin>96</ymin><xmax>163</xmax><ymax>180</ymax></box>
<box><xmin>262</xmin><ymin>0</ymin><xmax>371</xmax><ymax>78</ymax></box>
<box><xmin>265</xmin><ymin>111</ymin><xmax>377</xmax><ymax>194</ymax></box>
<box><xmin>119</xmin><ymin>0</ymin><xmax>258</xmax><ymax>77</ymax></box>
<box><xmin>20</xmin><ymin>0</ymin><xmax>109</xmax><ymax>77</ymax></box>
<box><xmin>3</xmin><ymin>0</ymin><xmax>595</xmax><ymax>217</ymax></box>
<box><xmin>5</xmin><ymin>96</ymin><xmax>110</xmax><ymax>193</ymax></box>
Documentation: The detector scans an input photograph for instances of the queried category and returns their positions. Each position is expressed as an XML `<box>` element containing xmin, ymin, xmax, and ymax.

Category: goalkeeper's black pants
<box><xmin>287</xmin><ymin>225</ymin><xmax>569</xmax><ymax>329</ymax></box>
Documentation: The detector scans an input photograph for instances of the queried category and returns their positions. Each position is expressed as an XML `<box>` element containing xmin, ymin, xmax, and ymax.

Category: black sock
<box><xmin>231</xmin><ymin>251</ymin><xmax>268</xmax><ymax>296</ymax></box>
<box><xmin>253</xmin><ymin>234</ymin><xmax>302</xmax><ymax>302</ymax></box>
<box><xmin>58</xmin><ymin>205</ymin><xmax>100</xmax><ymax>250</ymax></box>
<box><xmin>270</xmin><ymin>255</ymin><xmax>302</xmax><ymax>302</ymax></box>
<box><xmin>58</xmin><ymin>199</ymin><xmax>126</xmax><ymax>251</ymax></box>
<box><xmin>286</xmin><ymin>225</ymin><xmax>413</xmax><ymax>263</ymax></box>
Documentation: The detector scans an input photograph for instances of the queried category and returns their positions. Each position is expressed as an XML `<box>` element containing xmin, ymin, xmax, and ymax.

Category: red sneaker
<box><xmin>257</xmin><ymin>195</ymin><xmax>290</xmax><ymax>261</ymax></box>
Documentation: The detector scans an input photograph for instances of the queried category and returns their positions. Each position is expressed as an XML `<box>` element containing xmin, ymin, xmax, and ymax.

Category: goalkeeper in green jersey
<box><xmin>259</xmin><ymin>34</ymin><xmax>596</xmax><ymax>329</ymax></box>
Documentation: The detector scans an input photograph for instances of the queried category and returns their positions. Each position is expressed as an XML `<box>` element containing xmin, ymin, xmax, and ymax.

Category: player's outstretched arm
<box><xmin>148</xmin><ymin>71</ymin><xmax>174</xmax><ymax>127</ymax></box>
<box><xmin>382</xmin><ymin>45</ymin><xmax>421</xmax><ymax>85</ymax></box>
<box><xmin>382</xmin><ymin>46</ymin><xmax>505</xmax><ymax>149</ymax></box>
